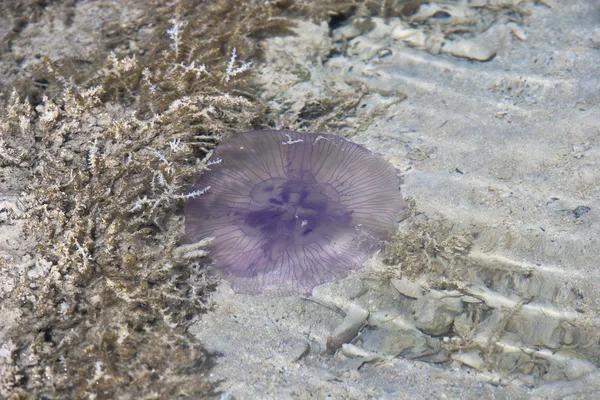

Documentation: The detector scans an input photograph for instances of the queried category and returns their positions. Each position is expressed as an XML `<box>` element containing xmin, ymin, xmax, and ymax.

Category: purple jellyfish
<box><xmin>185</xmin><ymin>130</ymin><xmax>404</xmax><ymax>294</ymax></box>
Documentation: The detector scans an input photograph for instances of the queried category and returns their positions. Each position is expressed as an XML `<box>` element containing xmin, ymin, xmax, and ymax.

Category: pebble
<box><xmin>442</xmin><ymin>24</ymin><xmax>509</xmax><ymax>61</ymax></box>
<box><xmin>391</xmin><ymin>27</ymin><xmax>426</xmax><ymax>48</ymax></box>
<box><xmin>452</xmin><ymin>351</ymin><xmax>486</xmax><ymax>371</ymax></box>
<box><xmin>390</xmin><ymin>278</ymin><xmax>422</xmax><ymax>299</ymax></box>
<box><xmin>326</xmin><ymin>303</ymin><xmax>369</xmax><ymax>353</ymax></box>
<box><xmin>572</xmin><ymin>206</ymin><xmax>590</xmax><ymax>218</ymax></box>
<box><xmin>359</xmin><ymin>327</ymin><xmax>424</xmax><ymax>356</ymax></box>
<box><xmin>414</xmin><ymin>292</ymin><xmax>463</xmax><ymax>336</ymax></box>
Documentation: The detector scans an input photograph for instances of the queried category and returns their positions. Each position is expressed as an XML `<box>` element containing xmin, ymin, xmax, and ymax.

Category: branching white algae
<box><xmin>0</xmin><ymin>1</ymin><xmax>289</xmax><ymax>397</ymax></box>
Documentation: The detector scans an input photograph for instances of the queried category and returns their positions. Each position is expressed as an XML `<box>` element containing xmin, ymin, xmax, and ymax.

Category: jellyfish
<box><xmin>185</xmin><ymin>130</ymin><xmax>404</xmax><ymax>294</ymax></box>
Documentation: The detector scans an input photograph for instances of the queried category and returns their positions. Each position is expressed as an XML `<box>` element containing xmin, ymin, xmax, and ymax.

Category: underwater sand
<box><xmin>191</xmin><ymin>2</ymin><xmax>600</xmax><ymax>399</ymax></box>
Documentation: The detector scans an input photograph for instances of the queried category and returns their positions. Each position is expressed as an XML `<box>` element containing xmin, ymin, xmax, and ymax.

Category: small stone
<box><xmin>278</xmin><ymin>338</ymin><xmax>310</xmax><ymax>363</ymax></box>
<box><xmin>369</xmin><ymin>308</ymin><xmax>401</xmax><ymax>325</ymax></box>
<box><xmin>442</xmin><ymin>24</ymin><xmax>509</xmax><ymax>61</ymax></box>
<box><xmin>410</xmin><ymin>3</ymin><xmax>471</xmax><ymax>25</ymax></box>
<box><xmin>508</xmin><ymin>22</ymin><xmax>527</xmax><ymax>41</ymax></box>
<box><xmin>391</xmin><ymin>27</ymin><xmax>426</xmax><ymax>48</ymax></box>
<box><xmin>572</xmin><ymin>206</ymin><xmax>590</xmax><ymax>218</ymax></box>
<box><xmin>359</xmin><ymin>327</ymin><xmax>423</xmax><ymax>356</ymax></box>
<box><xmin>561</xmin><ymin>324</ymin><xmax>580</xmax><ymax>345</ymax></box>
<box><xmin>377</xmin><ymin>48</ymin><xmax>393</xmax><ymax>59</ymax></box>
<box><xmin>390</xmin><ymin>25</ymin><xmax>413</xmax><ymax>40</ymax></box>
<box><xmin>340</xmin><ymin>343</ymin><xmax>379</xmax><ymax>359</ymax></box>
<box><xmin>544</xmin><ymin>350</ymin><xmax>596</xmax><ymax>381</ymax></box>
<box><xmin>497</xmin><ymin>351</ymin><xmax>522</xmax><ymax>372</ymax></box>
<box><xmin>333</xmin><ymin>24</ymin><xmax>362</xmax><ymax>42</ymax></box>
<box><xmin>461</xmin><ymin>295</ymin><xmax>483</xmax><ymax>304</ymax></box>
<box><xmin>401</xmin><ymin>335</ymin><xmax>441</xmax><ymax>361</ymax></box>
<box><xmin>414</xmin><ymin>292</ymin><xmax>463</xmax><ymax>336</ymax></box>
<box><xmin>453</xmin><ymin>314</ymin><xmax>474</xmax><ymax>339</ymax></box>
<box><xmin>390</xmin><ymin>278</ymin><xmax>422</xmax><ymax>299</ymax></box>
<box><xmin>452</xmin><ymin>351</ymin><xmax>485</xmax><ymax>371</ymax></box>
<box><xmin>326</xmin><ymin>303</ymin><xmax>369</xmax><ymax>354</ymax></box>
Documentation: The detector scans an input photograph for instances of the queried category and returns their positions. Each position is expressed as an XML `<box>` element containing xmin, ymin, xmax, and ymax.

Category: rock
<box><xmin>442</xmin><ymin>24</ymin><xmax>510</xmax><ymax>61</ymax></box>
<box><xmin>496</xmin><ymin>350</ymin><xmax>523</xmax><ymax>372</ymax></box>
<box><xmin>453</xmin><ymin>314</ymin><xmax>474</xmax><ymax>339</ymax></box>
<box><xmin>278</xmin><ymin>338</ymin><xmax>310</xmax><ymax>363</ymax></box>
<box><xmin>332</xmin><ymin>24</ymin><xmax>362</xmax><ymax>42</ymax></box>
<box><xmin>390</xmin><ymin>278</ymin><xmax>422</xmax><ymax>299</ymax></box>
<box><xmin>537</xmin><ymin>349</ymin><xmax>597</xmax><ymax>381</ymax></box>
<box><xmin>414</xmin><ymin>291</ymin><xmax>463</xmax><ymax>336</ymax></box>
<box><xmin>326</xmin><ymin>303</ymin><xmax>369</xmax><ymax>354</ymax></box>
<box><xmin>359</xmin><ymin>327</ymin><xmax>425</xmax><ymax>356</ymax></box>
<box><xmin>460</xmin><ymin>295</ymin><xmax>483</xmax><ymax>304</ymax></box>
<box><xmin>403</xmin><ymin>336</ymin><xmax>446</xmax><ymax>362</ymax></box>
<box><xmin>340</xmin><ymin>343</ymin><xmax>380</xmax><ymax>359</ymax></box>
<box><xmin>410</xmin><ymin>3</ymin><xmax>473</xmax><ymax>26</ymax></box>
<box><xmin>508</xmin><ymin>22</ymin><xmax>527</xmax><ymax>41</ymax></box>
<box><xmin>391</xmin><ymin>27</ymin><xmax>426</xmax><ymax>48</ymax></box>
<box><xmin>572</xmin><ymin>205</ymin><xmax>590</xmax><ymax>218</ymax></box>
<box><xmin>369</xmin><ymin>308</ymin><xmax>401</xmax><ymax>325</ymax></box>
<box><xmin>452</xmin><ymin>351</ymin><xmax>485</xmax><ymax>371</ymax></box>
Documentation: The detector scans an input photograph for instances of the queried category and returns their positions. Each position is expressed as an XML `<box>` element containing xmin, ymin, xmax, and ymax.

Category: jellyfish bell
<box><xmin>185</xmin><ymin>130</ymin><xmax>404</xmax><ymax>295</ymax></box>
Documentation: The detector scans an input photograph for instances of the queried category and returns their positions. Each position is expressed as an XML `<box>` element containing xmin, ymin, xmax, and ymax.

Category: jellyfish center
<box><xmin>242</xmin><ymin>177</ymin><xmax>351</xmax><ymax>246</ymax></box>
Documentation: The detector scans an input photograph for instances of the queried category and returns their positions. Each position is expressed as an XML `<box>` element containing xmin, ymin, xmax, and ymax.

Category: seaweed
<box><xmin>0</xmin><ymin>1</ymin><xmax>294</xmax><ymax>397</ymax></box>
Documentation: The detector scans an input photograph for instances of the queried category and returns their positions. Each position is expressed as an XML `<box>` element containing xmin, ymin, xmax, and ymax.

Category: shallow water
<box><xmin>1</xmin><ymin>1</ymin><xmax>599</xmax><ymax>398</ymax></box>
